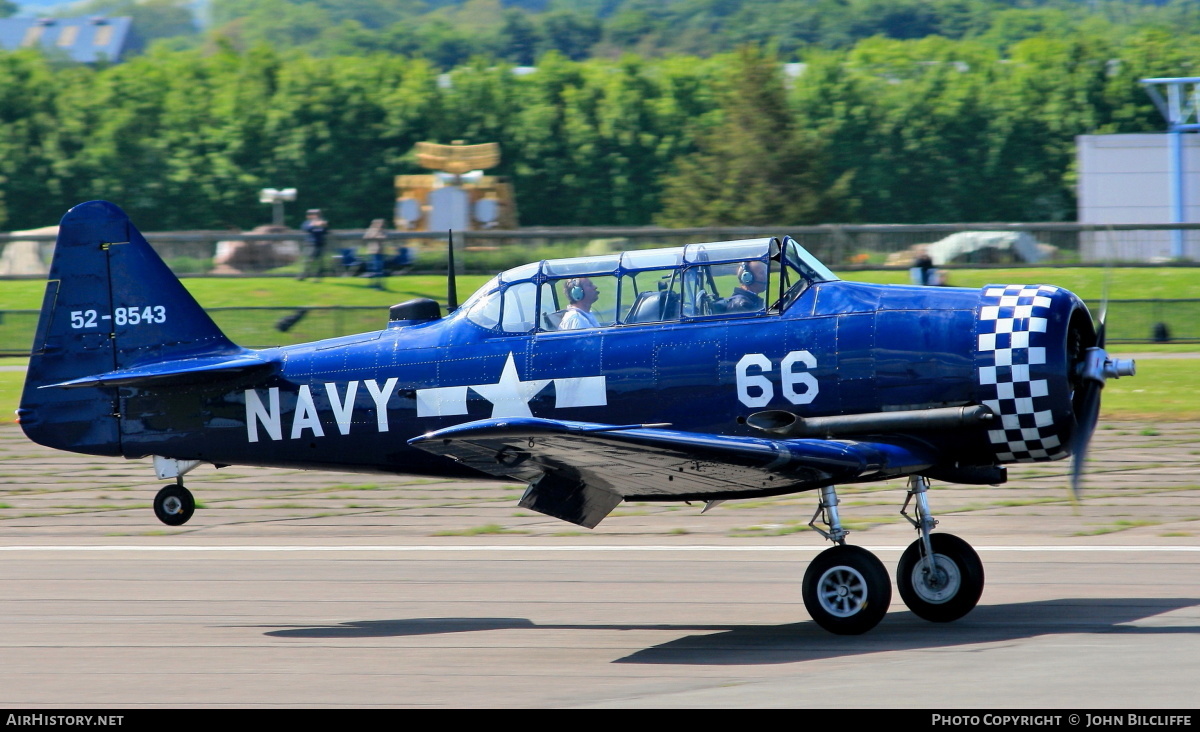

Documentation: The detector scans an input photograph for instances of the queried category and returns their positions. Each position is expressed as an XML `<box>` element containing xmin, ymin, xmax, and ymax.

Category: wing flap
<box><xmin>409</xmin><ymin>418</ymin><xmax>937</xmax><ymax>527</ymax></box>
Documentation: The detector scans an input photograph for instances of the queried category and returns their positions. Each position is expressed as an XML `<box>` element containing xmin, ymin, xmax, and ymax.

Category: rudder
<box><xmin>19</xmin><ymin>201</ymin><xmax>238</xmax><ymax>455</ymax></box>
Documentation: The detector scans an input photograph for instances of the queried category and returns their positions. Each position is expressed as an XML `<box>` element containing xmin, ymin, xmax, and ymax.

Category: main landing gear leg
<box><xmin>897</xmin><ymin>475</ymin><xmax>985</xmax><ymax>622</ymax></box>
<box><xmin>153</xmin><ymin>479</ymin><xmax>195</xmax><ymax>526</ymax></box>
<box><xmin>151</xmin><ymin>456</ymin><xmax>200</xmax><ymax>526</ymax></box>
<box><xmin>802</xmin><ymin>485</ymin><xmax>892</xmax><ymax>635</ymax></box>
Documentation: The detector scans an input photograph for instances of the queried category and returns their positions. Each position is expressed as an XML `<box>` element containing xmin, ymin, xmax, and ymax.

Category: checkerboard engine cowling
<box><xmin>977</xmin><ymin>285</ymin><xmax>1069</xmax><ymax>463</ymax></box>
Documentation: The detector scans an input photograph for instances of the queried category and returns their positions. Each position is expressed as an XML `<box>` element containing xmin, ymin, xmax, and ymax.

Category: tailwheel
<box><xmin>154</xmin><ymin>484</ymin><xmax>195</xmax><ymax>526</ymax></box>
<box><xmin>897</xmin><ymin>533</ymin><xmax>984</xmax><ymax>623</ymax></box>
<box><xmin>802</xmin><ymin>545</ymin><xmax>892</xmax><ymax>635</ymax></box>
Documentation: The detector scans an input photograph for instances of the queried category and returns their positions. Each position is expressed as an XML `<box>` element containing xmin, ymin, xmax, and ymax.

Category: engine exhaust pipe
<box><xmin>747</xmin><ymin>404</ymin><xmax>995</xmax><ymax>438</ymax></box>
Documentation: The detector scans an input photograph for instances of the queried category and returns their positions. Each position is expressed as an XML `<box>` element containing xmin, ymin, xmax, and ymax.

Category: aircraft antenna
<box><xmin>446</xmin><ymin>229</ymin><xmax>458</xmax><ymax>312</ymax></box>
<box><xmin>777</xmin><ymin>245</ymin><xmax>785</xmax><ymax>307</ymax></box>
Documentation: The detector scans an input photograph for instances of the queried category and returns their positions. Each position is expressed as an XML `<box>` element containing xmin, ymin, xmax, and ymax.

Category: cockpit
<box><xmin>456</xmin><ymin>236</ymin><xmax>838</xmax><ymax>334</ymax></box>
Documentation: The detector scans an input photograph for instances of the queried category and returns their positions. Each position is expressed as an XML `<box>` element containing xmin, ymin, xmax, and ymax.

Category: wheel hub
<box><xmin>162</xmin><ymin>496</ymin><xmax>182</xmax><ymax>515</ymax></box>
<box><xmin>818</xmin><ymin>566</ymin><xmax>868</xmax><ymax>617</ymax></box>
<box><xmin>915</xmin><ymin>555</ymin><xmax>961</xmax><ymax>604</ymax></box>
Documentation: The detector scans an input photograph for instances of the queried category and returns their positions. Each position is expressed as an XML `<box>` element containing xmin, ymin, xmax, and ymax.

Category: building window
<box><xmin>21</xmin><ymin>26</ymin><xmax>44</xmax><ymax>47</ymax></box>
<box><xmin>57</xmin><ymin>25</ymin><xmax>78</xmax><ymax>47</ymax></box>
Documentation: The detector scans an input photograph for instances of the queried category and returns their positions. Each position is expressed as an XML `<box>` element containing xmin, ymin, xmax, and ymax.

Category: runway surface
<box><xmin>0</xmin><ymin>422</ymin><xmax>1198</xmax><ymax>708</ymax></box>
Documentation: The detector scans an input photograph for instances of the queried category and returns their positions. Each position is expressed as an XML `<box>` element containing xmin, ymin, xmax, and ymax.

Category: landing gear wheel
<box><xmin>802</xmin><ymin>545</ymin><xmax>892</xmax><ymax>635</ymax></box>
<box><xmin>897</xmin><ymin>533</ymin><xmax>984</xmax><ymax>623</ymax></box>
<box><xmin>154</xmin><ymin>484</ymin><xmax>195</xmax><ymax>526</ymax></box>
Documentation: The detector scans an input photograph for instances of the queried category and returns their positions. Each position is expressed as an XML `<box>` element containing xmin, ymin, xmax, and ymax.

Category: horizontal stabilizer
<box><xmin>43</xmin><ymin>352</ymin><xmax>277</xmax><ymax>389</ymax></box>
<box><xmin>409</xmin><ymin>417</ymin><xmax>937</xmax><ymax>527</ymax></box>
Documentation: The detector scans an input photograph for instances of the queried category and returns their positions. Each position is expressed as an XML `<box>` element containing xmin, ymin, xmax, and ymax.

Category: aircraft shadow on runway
<box><xmin>261</xmin><ymin>597</ymin><xmax>1200</xmax><ymax>665</ymax></box>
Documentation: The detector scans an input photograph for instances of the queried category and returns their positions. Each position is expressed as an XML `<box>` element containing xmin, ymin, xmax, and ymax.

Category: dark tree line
<box><xmin>49</xmin><ymin>0</ymin><xmax>1200</xmax><ymax>69</ymax></box>
<box><xmin>0</xmin><ymin>26</ymin><xmax>1192</xmax><ymax>232</ymax></box>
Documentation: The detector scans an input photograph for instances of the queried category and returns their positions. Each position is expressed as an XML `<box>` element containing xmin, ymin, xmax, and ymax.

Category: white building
<box><xmin>1076</xmin><ymin>133</ymin><xmax>1200</xmax><ymax>261</ymax></box>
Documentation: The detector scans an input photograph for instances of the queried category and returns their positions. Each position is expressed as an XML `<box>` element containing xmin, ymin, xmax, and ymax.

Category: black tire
<box><xmin>802</xmin><ymin>545</ymin><xmax>892</xmax><ymax>635</ymax></box>
<box><xmin>897</xmin><ymin>533</ymin><xmax>984</xmax><ymax>623</ymax></box>
<box><xmin>154</xmin><ymin>484</ymin><xmax>195</xmax><ymax>527</ymax></box>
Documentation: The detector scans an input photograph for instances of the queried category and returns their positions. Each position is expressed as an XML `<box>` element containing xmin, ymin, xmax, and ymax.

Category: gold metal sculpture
<box><xmin>397</xmin><ymin>140</ymin><xmax>516</xmax><ymax>230</ymax></box>
<box><xmin>413</xmin><ymin>140</ymin><xmax>500</xmax><ymax>175</ymax></box>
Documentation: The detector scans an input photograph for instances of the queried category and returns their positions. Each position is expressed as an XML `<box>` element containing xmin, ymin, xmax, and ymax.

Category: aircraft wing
<box><xmin>408</xmin><ymin>417</ymin><xmax>937</xmax><ymax>528</ymax></box>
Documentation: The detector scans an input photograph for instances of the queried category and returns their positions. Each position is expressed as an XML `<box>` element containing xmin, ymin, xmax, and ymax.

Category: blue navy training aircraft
<box><xmin>20</xmin><ymin>201</ymin><xmax>1136</xmax><ymax>635</ymax></box>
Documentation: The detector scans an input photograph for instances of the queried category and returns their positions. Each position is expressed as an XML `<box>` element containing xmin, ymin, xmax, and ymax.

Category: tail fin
<box><xmin>19</xmin><ymin>201</ymin><xmax>240</xmax><ymax>455</ymax></box>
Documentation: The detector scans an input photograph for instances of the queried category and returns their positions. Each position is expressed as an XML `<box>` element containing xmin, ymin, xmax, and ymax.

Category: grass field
<box><xmin>1097</xmin><ymin>357</ymin><xmax>1199</xmax><ymax>420</ymax></box>
<box><xmin>838</xmin><ymin>267</ymin><xmax>1200</xmax><ymax>300</ymax></box>
<box><xmin>0</xmin><ymin>266</ymin><xmax>1196</xmax><ymax>310</ymax></box>
<box><xmin>0</xmin><ymin>274</ymin><xmax>494</xmax><ymax>310</ymax></box>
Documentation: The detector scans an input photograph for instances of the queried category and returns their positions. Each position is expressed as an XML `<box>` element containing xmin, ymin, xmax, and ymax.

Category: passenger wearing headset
<box><xmin>558</xmin><ymin>277</ymin><xmax>602</xmax><ymax>329</ymax></box>
<box><xmin>716</xmin><ymin>261</ymin><xmax>769</xmax><ymax>314</ymax></box>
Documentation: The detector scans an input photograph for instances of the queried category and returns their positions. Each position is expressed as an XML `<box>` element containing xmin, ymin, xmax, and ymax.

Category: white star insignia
<box><xmin>469</xmin><ymin>353</ymin><xmax>551</xmax><ymax>418</ymax></box>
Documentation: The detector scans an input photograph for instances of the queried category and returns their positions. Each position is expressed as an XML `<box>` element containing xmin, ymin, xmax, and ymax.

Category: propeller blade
<box><xmin>1072</xmin><ymin>227</ymin><xmax>1125</xmax><ymax>500</ymax></box>
<box><xmin>1097</xmin><ymin>227</ymin><xmax>1112</xmax><ymax>349</ymax></box>
<box><xmin>1069</xmin><ymin>379</ymin><xmax>1102</xmax><ymax>501</ymax></box>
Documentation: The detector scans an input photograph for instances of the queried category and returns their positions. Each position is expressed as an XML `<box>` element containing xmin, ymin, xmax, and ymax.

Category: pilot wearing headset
<box><xmin>716</xmin><ymin>261</ymin><xmax>769</xmax><ymax>314</ymax></box>
<box><xmin>558</xmin><ymin>277</ymin><xmax>602</xmax><ymax>329</ymax></box>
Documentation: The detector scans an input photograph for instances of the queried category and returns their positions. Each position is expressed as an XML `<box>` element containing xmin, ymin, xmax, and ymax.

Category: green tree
<box><xmin>415</xmin><ymin>19</ymin><xmax>478</xmax><ymax>69</ymax></box>
<box><xmin>0</xmin><ymin>52</ymin><xmax>68</xmax><ymax>228</ymax></box>
<box><xmin>539</xmin><ymin>11</ymin><xmax>601</xmax><ymax>60</ymax></box>
<box><xmin>211</xmin><ymin>0</ymin><xmax>332</xmax><ymax>50</ymax></box>
<box><xmin>657</xmin><ymin>45</ymin><xmax>852</xmax><ymax>226</ymax></box>
<box><xmin>503</xmin><ymin>53</ymin><xmax>590</xmax><ymax>225</ymax></box>
<box><xmin>499</xmin><ymin>10</ymin><xmax>542</xmax><ymax>65</ymax></box>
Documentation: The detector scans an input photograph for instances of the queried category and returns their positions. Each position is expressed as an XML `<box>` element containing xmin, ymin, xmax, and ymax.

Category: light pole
<box><xmin>1141</xmin><ymin>78</ymin><xmax>1200</xmax><ymax>260</ymax></box>
<box><xmin>259</xmin><ymin>188</ymin><xmax>297</xmax><ymax>227</ymax></box>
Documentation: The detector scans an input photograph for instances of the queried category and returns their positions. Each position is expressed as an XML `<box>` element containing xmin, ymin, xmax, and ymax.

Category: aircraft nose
<box><xmin>975</xmin><ymin>284</ymin><xmax>1073</xmax><ymax>464</ymax></box>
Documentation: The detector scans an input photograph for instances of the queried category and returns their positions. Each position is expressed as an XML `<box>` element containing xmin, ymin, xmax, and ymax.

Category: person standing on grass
<box><xmin>299</xmin><ymin>208</ymin><xmax>329</xmax><ymax>281</ymax></box>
